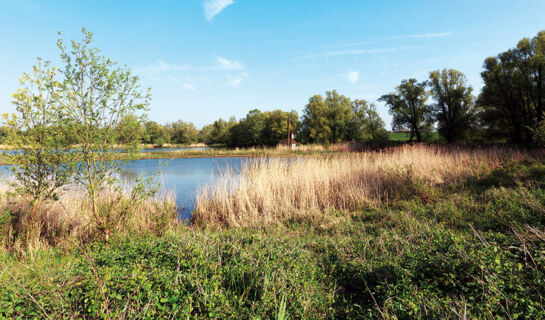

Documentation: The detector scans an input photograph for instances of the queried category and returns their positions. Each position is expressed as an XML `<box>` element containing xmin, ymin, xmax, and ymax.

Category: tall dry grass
<box><xmin>0</xmin><ymin>184</ymin><xmax>177</xmax><ymax>253</ymax></box>
<box><xmin>193</xmin><ymin>144</ymin><xmax>531</xmax><ymax>228</ymax></box>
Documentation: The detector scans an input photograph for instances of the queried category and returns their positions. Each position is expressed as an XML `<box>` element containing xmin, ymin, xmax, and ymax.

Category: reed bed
<box><xmin>193</xmin><ymin>144</ymin><xmax>529</xmax><ymax>227</ymax></box>
<box><xmin>0</xmin><ymin>183</ymin><xmax>177</xmax><ymax>252</ymax></box>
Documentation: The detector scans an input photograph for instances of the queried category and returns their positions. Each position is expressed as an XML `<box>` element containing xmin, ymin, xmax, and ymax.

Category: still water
<box><xmin>0</xmin><ymin>157</ymin><xmax>246</xmax><ymax>221</ymax></box>
<box><xmin>122</xmin><ymin>157</ymin><xmax>245</xmax><ymax>220</ymax></box>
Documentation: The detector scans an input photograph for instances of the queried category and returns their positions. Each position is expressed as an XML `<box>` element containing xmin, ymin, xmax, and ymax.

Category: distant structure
<box><xmin>278</xmin><ymin>134</ymin><xmax>298</xmax><ymax>148</ymax></box>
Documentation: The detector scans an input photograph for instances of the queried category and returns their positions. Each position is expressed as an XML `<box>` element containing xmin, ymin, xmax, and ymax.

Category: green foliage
<box><xmin>479</xmin><ymin>30</ymin><xmax>545</xmax><ymax>144</ymax></box>
<box><xmin>228</xmin><ymin>109</ymin><xmax>299</xmax><ymax>147</ymax></box>
<box><xmin>3</xmin><ymin>58</ymin><xmax>76</xmax><ymax>248</ymax></box>
<box><xmin>143</xmin><ymin>120</ymin><xmax>170</xmax><ymax>146</ymax></box>
<box><xmin>115</xmin><ymin>115</ymin><xmax>145</xmax><ymax>151</ymax></box>
<box><xmin>532</xmin><ymin>118</ymin><xmax>545</xmax><ymax>146</ymax></box>
<box><xmin>300</xmin><ymin>91</ymin><xmax>388</xmax><ymax>145</ymax></box>
<box><xmin>202</xmin><ymin>117</ymin><xmax>236</xmax><ymax>146</ymax></box>
<box><xmin>167</xmin><ymin>120</ymin><xmax>199</xmax><ymax>145</ymax></box>
<box><xmin>428</xmin><ymin>69</ymin><xmax>477</xmax><ymax>143</ymax></box>
<box><xmin>58</xmin><ymin>28</ymin><xmax>150</xmax><ymax>238</ymax></box>
<box><xmin>380</xmin><ymin>79</ymin><xmax>433</xmax><ymax>142</ymax></box>
<box><xmin>3</xmin><ymin>159</ymin><xmax>545</xmax><ymax>318</ymax></box>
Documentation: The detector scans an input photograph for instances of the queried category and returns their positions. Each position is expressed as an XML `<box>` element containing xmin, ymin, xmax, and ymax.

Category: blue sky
<box><xmin>1</xmin><ymin>0</ymin><xmax>544</xmax><ymax>129</ymax></box>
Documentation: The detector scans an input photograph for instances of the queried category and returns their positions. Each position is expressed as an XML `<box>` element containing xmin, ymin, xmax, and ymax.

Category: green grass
<box><xmin>389</xmin><ymin>132</ymin><xmax>442</xmax><ymax>142</ymax></box>
<box><xmin>1</xmin><ymin>159</ymin><xmax>545</xmax><ymax>318</ymax></box>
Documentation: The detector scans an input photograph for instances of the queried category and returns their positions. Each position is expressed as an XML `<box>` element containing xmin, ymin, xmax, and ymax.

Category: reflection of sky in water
<box><xmin>0</xmin><ymin>157</ymin><xmax>246</xmax><ymax>221</ymax></box>
<box><xmin>122</xmin><ymin>157</ymin><xmax>245</xmax><ymax>220</ymax></box>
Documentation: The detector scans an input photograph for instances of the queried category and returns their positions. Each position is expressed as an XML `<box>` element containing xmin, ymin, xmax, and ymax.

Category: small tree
<box><xmin>5</xmin><ymin>58</ymin><xmax>75</xmax><ymax>245</ymax></box>
<box><xmin>58</xmin><ymin>28</ymin><xmax>150</xmax><ymax>238</ymax></box>
<box><xmin>380</xmin><ymin>79</ymin><xmax>432</xmax><ymax>142</ymax></box>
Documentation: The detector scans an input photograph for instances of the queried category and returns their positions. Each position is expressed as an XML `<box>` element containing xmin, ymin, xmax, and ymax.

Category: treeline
<box><xmin>381</xmin><ymin>30</ymin><xmax>545</xmax><ymax>144</ymax></box>
<box><xmin>133</xmin><ymin>30</ymin><xmax>545</xmax><ymax>148</ymax></box>
<box><xmin>4</xmin><ymin>30</ymin><xmax>542</xmax><ymax>148</ymax></box>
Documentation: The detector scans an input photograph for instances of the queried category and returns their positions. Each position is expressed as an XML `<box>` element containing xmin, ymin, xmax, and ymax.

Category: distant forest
<box><xmin>3</xmin><ymin>30</ymin><xmax>543</xmax><ymax>148</ymax></box>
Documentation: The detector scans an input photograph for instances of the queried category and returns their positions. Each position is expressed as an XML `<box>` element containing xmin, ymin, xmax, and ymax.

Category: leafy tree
<box><xmin>205</xmin><ymin>118</ymin><xmax>235</xmax><ymax>145</ymax></box>
<box><xmin>428</xmin><ymin>69</ymin><xmax>476</xmax><ymax>143</ymax></box>
<box><xmin>228</xmin><ymin>109</ymin><xmax>298</xmax><ymax>147</ymax></box>
<box><xmin>5</xmin><ymin>58</ymin><xmax>75</xmax><ymax>245</ymax></box>
<box><xmin>144</xmin><ymin>121</ymin><xmax>170</xmax><ymax>146</ymax></box>
<box><xmin>58</xmin><ymin>28</ymin><xmax>150</xmax><ymax>239</ymax></box>
<box><xmin>0</xmin><ymin>126</ymin><xmax>8</xmax><ymax>144</ymax></box>
<box><xmin>362</xmin><ymin>103</ymin><xmax>388</xmax><ymax>142</ymax></box>
<box><xmin>198</xmin><ymin>124</ymin><xmax>213</xmax><ymax>144</ymax></box>
<box><xmin>261</xmin><ymin>110</ymin><xmax>299</xmax><ymax>146</ymax></box>
<box><xmin>301</xmin><ymin>94</ymin><xmax>332</xmax><ymax>144</ymax></box>
<box><xmin>347</xmin><ymin>99</ymin><xmax>368</xmax><ymax>141</ymax></box>
<box><xmin>479</xmin><ymin>31</ymin><xmax>545</xmax><ymax>143</ymax></box>
<box><xmin>168</xmin><ymin>120</ymin><xmax>198</xmax><ymax>145</ymax></box>
<box><xmin>229</xmin><ymin>109</ymin><xmax>265</xmax><ymax>147</ymax></box>
<box><xmin>379</xmin><ymin>79</ymin><xmax>432</xmax><ymax>142</ymax></box>
<box><xmin>115</xmin><ymin>115</ymin><xmax>145</xmax><ymax>151</ymax></box>
<box><xmin>325</xmin><ymin>91</ymin><xmax>355</xmax><ymax>142</ymax></box>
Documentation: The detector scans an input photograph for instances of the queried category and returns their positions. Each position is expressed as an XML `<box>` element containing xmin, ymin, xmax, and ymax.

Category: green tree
<box><xmin>115</xmin><ymin>114</ymin><xmax>145</xmax><ymax>151</ymax></box>
<box><xmin>198</xmin><ymin>124</ymin><xmax>213</xmax><ymax>144</ymax></box>
<box><xmin>5</xmin><ymin>58</ymin><xmax>75</xmax><ymax>245</ymax></box>
<box><xmin>326</xmin><ymin>91</ymin><xmax>355</xmax><ymax>142</ymax></box>
<box><xmin>379</xmin><ymin>79</ymin><xmax>432</xmax><ymax>142</ymax></box>
<box><xmin>301</xmin><ymin>94</ymin><xmax>331</xmax><ymax>144</ymax></box>
<box><xmin>59</xmin><ymin>28</ymin><xmax>150</xmax><ymax>239</ymax></box>
<box><xmin>347</xmin><ymin>99</ymin><xmax>368</xmax><ymax>141</ymax></box>
<box><xmin>168</xmin><ymin>120</ymin><xmax>198</xmax><ymax>145</ymax></box>
<box><xmin>362</xmin><ymin>103</ymin><xmax>388</xmax><ymax>142</ymax></box>
<box><xmin>205</xmin><ymin>118</ymin><xmax>235</xmax><ymax>145</ymax></box>
<box><xmin>428</xmin><ymin>69</ymin><xmax>476</xmax><ymax>143</ymax></box>
<box><xmin>479</xmin><ymin>31</ymin><xmax>545</xmax><ymax>143</ymax></box>
<box><xmin>144</xmin><ymin>121</ymin><xmax>170</xmax><ymax>146</ymax></box>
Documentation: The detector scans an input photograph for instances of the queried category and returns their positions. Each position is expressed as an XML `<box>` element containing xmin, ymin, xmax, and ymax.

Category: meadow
<box><xmin>1</xmin><ymin>144</ymin><xmax>544</xmax><ymax>319</ymax></box>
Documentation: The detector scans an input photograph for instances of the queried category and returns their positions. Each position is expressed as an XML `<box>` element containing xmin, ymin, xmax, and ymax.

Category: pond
<box><xmin>0</xmin><ymin>157</ymin><xmax>246</xmax><ymax>221</ymax></box>
<box><xmin>122</xmin><ymin>157</ymin><xmax>245</xmax><ymax>220</ymax></box>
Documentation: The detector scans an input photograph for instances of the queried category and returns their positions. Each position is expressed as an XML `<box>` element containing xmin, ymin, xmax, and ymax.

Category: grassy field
<box><xmin>1</xmin><ymin>145</ymin><xmax>545</xmax><ymax>318</ymax></box>
<box><xmin>388</xmin><ymin>132</ymin><xmax>442</xmax><ymax>142</ymax></box>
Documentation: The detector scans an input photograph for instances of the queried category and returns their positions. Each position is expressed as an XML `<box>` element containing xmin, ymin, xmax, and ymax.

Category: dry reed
<box><xmin>193</xmin><ymin>144</ymin><xmax>529</xmax><ymax>228</ymax></box>
<box><xmin>0</xmin><ymin>183</ymin><xmax>177</xmax><ymax>253</ymax></box>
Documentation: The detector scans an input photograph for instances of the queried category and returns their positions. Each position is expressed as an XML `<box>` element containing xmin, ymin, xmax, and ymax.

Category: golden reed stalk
<box><xmin>193</xmin><ymin>144</ymin><xmax>529</xmax><ymax>228</ymax></box>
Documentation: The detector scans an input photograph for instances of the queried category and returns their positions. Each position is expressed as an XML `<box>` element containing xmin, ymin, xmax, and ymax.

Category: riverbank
<box><xmin>1</xmin><ymin>145</ymin><xmax>544</xmax><ymax>318</ymax></box>
<box><xmin>0</xmin><ymin>144</ymin><xmax>351</xmax><ymax>165</ymax></box>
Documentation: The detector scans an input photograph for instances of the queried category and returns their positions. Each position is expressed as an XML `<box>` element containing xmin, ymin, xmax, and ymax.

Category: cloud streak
<box><xmin>301</xmin><ymin>47</ymin><xmax>412</xmax><ymax>59</ymax></box>
<box><xmin>217</xmin><ymin>56</ymin><xmax>243</xmax><ymax>70</ymax></box>
<box><xmin>181</xmin><ymin>83</ymin><xmax>197</xmax><ymax>92</ymax></box>
<box><xmin>204</xmin><ymin>0</ymin><xmax>234</xmax><ymax>21</ymax></box>
<box><xmin>394</xmin><ymin>32</ymin><xmax>451</xmax><ymax>39</ymax></box>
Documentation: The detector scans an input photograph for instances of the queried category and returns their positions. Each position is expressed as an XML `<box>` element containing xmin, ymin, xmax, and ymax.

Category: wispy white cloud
<box><xmin>217</xmin><ymin>56</ymin><xmax>243</xmax><ymax>70</ymax></box>
<box><xmin>204</xmin><ymin>0</ymin><xmax>234</xmax><ymax>21</ymax></box>
<box><xmin>138</xmin><ymin>57</ymin><xmax>244</xmax><ymax>75</ymax></box>
<box><xmin>181</xmin><ymin>83</ymin><xmax>197</xmax><ymax>92</ymax></box>
<box><xmin>394</xmin><ymin>32</ymin><xmax>451</xmax><ymax>39</ymax></box>
<box><xmin>301</xmin><ymin>47</ymin><xmax>412</xmax><ymax>59</ymax></box>
<box><xmin>346</xmin><ymin>71</ymin><xmax>359</xmax><ymax>85</ymax></box>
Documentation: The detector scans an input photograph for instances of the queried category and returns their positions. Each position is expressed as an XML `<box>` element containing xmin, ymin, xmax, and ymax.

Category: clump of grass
<box><xmin>193</xmin><ymin>144</ymin><xmax>527</xmax><ymax>228</ymax></box>
<box><xmin>0</xmin><ymin>184</ymin><xmax>177</xmax><ymax>253</ymax></box>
